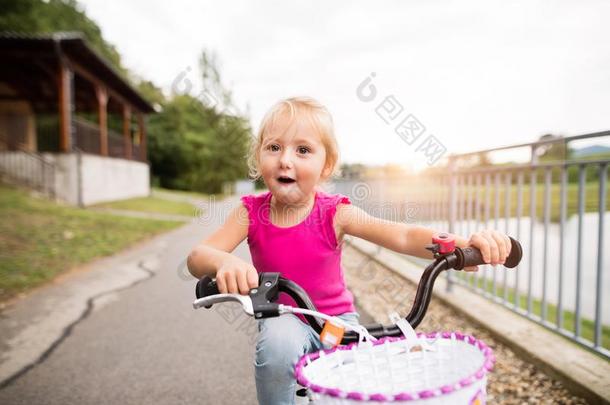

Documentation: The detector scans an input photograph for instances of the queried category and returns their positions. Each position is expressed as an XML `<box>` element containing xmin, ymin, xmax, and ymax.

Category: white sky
<box><xmin>80</xmin><ymin>0</ymin><xmax>610</xmax><ymax>170</ymax></box>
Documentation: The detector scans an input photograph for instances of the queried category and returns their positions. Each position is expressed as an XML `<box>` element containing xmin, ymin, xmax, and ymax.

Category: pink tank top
<box><xmin>240</xmin><ymin>190</ymin><xmax>356</xmax><ymax>320</ymax></box>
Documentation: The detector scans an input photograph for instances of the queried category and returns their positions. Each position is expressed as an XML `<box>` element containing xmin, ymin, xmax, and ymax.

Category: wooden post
<box><xmin>96</xmin><ymin>85</ymin><xmax>108</xmax><ymax>156</ymax></box>
<box><xmin>137</xmin><ymin>113</ymin><xmax>147</xmax><ymax>162</ymax></box>
<box><xmin>123</xmin><ymin>104</ymin><xmax>132</xmax><ymax>159</ymax></box>
<box><xmin>58</xmin><ymin>61</ymin><xmax>73</xmax><ymax>152</ymax></box>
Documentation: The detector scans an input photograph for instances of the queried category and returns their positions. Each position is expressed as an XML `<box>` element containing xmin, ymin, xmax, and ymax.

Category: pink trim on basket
<box><xmin>393</xmin><ymin>392</ymin><xmax>414</xmax><ymax>401</ymax></box>
<box><xmin>370</xmin><ymin>393</ymin><xmax>389</xmax><ymax>401</ymax></box>
<box><xmin>459</xmin><ymin>376</ymin><xmax>474</xmax><ymax>387</ymax></box>
<box><xmin>347</xmin><ymin>392</ymin><xmax>365</xmax><ymax>400</ymax></box>
<box><xmin>327</xmin><ymin>388</ymin><xmax>342</xmax><ymax>396</ymax></box>
<box><xmin>418</xmin><ymin>390</ymin><xmax>435</xmax><ymax>399</ymax></box>
<box><xmin>469</xmin><ymin>388</ymin><xmax>484</xmax><ymax>405</ymax></box>
<box><xmin>295</xmin><ymin>331</ymin><xmax>495</xmax><ymax>403</ymax></box>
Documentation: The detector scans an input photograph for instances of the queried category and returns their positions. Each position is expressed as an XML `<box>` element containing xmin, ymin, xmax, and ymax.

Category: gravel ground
<box><xmin>341</xmin><ymin>244</ymin><xmax>589</xmax><ymax>405</ymax></box>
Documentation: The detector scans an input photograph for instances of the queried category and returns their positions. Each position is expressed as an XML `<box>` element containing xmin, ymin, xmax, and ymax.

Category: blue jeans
<box><xmin>254</xmin><ymin>311</ymin><xmax>361</xmax><ymax>405</ymax></box>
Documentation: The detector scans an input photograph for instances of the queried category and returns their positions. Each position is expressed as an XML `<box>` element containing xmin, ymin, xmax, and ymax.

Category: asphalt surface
<box><xmin>0</xmin><ymin>194</ymin><xmax>377</xmax><ymax>405</ymax></box>
<box><xmin>0</xmin><ymin>200</ymin><xmax>259</xmax><ymax>404</ymax></box>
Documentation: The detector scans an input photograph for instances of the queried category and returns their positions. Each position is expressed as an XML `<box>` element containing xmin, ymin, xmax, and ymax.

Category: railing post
<box><xmin>530</xmin><ymin>143</ymin><xmax>539</xmax><ymax>165</ymax></box>
<box><xmin>96</xmin><ymin>85</ymin><xmax>108</xmax><ymax>156</ymax></box>
<box><xmin>123</xmin><ymin>104</ymin><xmax>132</xmax><ymax>160</ymax></box>
<box><xmin>446</xmin><ymin>156</ymin><xmax>457</xmax><ymax>293</ymax></box>
<box><xmin>58</xmin><ymin>60</ymin><xmax>74</xmax><ymax>152</ymax></box>
<box><xmin>594</xmin><ymin>163</ymin><xmax>607</xmax><ymax>347</ymax></box>
<box><xmin>137</xmin><ymin>113</ymin><xmax>147</xmax><ymax>162</ymax></box>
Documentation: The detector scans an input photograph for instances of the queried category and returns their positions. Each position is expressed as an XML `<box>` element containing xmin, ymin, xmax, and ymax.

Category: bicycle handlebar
<box><xmin>193</xmin><ymin>236</ymin><xmax>522</xmax><ymax>343</ymax></box>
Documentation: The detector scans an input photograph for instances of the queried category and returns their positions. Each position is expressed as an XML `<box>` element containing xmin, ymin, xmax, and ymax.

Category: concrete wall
<box><xmin>222</xmin><ymin>179</ymin><xmax>255</xmax><ymax>195</ymax></box>
<box><xmin>43</xmin><ymin>152</ymin><xmax>79</xmax><ymax>205</ymax></box>
<box><xmin>39</xmin><ymin>152</ymin><xmax>149</xmax><ymax>206</ymax></box>
<box><xmin>235</xmin><ymin>180</ymin><xmax>255</xmax><ymax>195</ymax></box>
<box><xmin>79</xmin><ymin>154</ymin><xmax>149</xmax><ymax>205</ymax></box>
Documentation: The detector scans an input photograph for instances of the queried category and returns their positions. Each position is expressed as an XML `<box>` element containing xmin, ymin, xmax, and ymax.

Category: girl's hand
<box><xmin>464</xmin><ymin>229</ymin><xmax>512</xmax><ymax>272</ymax></box>
<box><xmin>216</xmin><ymin>256</ymin><xmax>259</xmax><ymax>295</ymax></box>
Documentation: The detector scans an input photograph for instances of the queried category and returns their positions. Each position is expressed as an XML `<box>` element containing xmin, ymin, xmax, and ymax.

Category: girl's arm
<box><xmin>335</xmin><ymin>204</ymin><xmax>511</xmax><ymax>267</ymax></box>
<box><xmin>187</xmin><ymin>203</ymin><xmax>249</xmax><ymax>278</ymax></box>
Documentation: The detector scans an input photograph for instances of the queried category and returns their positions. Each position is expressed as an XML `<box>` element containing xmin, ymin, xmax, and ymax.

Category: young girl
<box><xmin>187</xmin><ymin>97</ymin><xmax>512</xmax><ymax>405</ymax></box>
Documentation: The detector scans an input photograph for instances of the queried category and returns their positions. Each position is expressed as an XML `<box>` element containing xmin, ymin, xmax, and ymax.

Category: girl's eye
<box><xmin>268</xmin><ymin>144</ymin><xmax>280</xmax><ymax>152</ymax></box>
<box><xmin>297</xmin><ymin>146</ymin><xmax>310</xmax><ymax>154</ymax></box>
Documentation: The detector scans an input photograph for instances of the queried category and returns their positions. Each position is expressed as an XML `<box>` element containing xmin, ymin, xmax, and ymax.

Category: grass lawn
<box><xmin>151</xmin><ymin>186</ymin><xmax>218</xmax><ymax>200</ymax></box>
<box><xmin>93</xmin><ymin>195</ymin><xmax>197</xmax><ymax>217</ymax></box>
<box><xmin>0</xmin><ymin>184</ymin><xmax>184</xmax><ymax>302</ymax></box>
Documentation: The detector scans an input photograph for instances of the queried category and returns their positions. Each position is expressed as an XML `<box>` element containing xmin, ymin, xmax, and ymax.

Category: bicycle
<box><xmin>193</xmin><ymin>233</ymin><xmax>523</xmax><ymax>404</ymax></box>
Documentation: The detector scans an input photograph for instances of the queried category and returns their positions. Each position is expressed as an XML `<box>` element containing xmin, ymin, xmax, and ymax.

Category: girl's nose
<box><xmin>279</xmin><ymin>150</ymin><xmax>294</xmax><ymax>168</ymax></box>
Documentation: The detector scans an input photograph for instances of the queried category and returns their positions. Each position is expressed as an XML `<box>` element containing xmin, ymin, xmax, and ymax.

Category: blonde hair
<box><xmin>247</xmin><ymin>96</ymin><xmax>340</xmax><ymax>181</ymax></box>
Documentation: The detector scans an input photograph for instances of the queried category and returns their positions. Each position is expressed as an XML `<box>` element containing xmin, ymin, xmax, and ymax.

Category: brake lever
<box><xmin>193</xmin><ymin>294</ymin><xmax>254</xmax><ymax>315</ymax></box>
<box><xmin>192</xmin><ymin>273</ymin><xmax>283</xmax><ymax>319</ymax></box>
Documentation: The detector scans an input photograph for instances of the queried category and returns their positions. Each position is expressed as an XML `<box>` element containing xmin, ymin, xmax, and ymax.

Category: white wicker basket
<box><xmin>295</xmin><ymin>331</ymin><xmax>494</xmax><ymax>404</ymax></box>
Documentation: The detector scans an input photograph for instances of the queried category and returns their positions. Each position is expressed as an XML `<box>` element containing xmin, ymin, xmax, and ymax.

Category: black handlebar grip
<box><xmin>504</xmin><ymin>238</ymin><xmax>523</xmax><ymax>268</ymax></box>
<box><xmin>195</xmin><ymin>276</ymin><xmax>220</xmax><ymax>308</ymax></box>
<box><xmin>458</xmin><ymin>237</ymin><xmax>523</xmax><ymax>269</ymax></box>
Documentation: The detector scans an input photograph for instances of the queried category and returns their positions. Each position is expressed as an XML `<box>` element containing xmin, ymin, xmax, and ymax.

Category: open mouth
<box><xmin>277</xmin><ymin>176</ymin><xmax>296</xmax><ymax>184</ymax></box>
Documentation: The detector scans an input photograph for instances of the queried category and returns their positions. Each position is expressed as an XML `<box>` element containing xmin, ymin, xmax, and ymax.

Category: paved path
<box><xmin>0</xmin><ymin>198</ymin><xmax>258</xmax><ymax>404</ymax></box>
<box><xmin>0</xmin><ymin>195</ymin><xmax>374</xmax><ymax>404</ymax></box>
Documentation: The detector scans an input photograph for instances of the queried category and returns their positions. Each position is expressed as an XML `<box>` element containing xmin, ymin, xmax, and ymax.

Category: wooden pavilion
<box><xmin>0</xmin><ymin>32</ymin><xmax>156</xmax><ymax>205</ymax></box>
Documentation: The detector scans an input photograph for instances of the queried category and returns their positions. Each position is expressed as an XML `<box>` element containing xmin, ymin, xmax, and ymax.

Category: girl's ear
<box><xmin>321</xmin><ymin>163</ymin><xmax>333</xmax><ymax>180</ymax></box>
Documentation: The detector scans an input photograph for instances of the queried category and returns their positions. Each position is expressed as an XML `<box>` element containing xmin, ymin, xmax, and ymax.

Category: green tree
<box><xmin>146</xmin><ymin>51</ymin><xmax>251</xmax><ymax>193</ymax></box>
<box><xmin>340</xmin><ymin>163</ymin><xmax>368</xmax><ymax>179</ymax></box>
<box><xmin>135</xmin><ymin>79</ymin><xmax>166</xmax><ymax>109</ymax></box>
<box><xmin>537</xmin><ymin>134</ymin><xmax>571</xmax><ymax>162</ymax></box>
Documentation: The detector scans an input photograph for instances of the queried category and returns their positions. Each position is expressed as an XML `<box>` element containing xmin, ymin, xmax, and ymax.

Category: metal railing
<box><xmin>132</xmin><ymin>143</ymin><xmax>142</xmax><ymax>162</ymax></box>
<box><xmin>73</xmin><ymin>117</ymin><xmax>144</xmax><ymax>161</ymax></box>
<box><xmin>73</xmin><ymin>117</ymin><xmax>101</xmax><ymax>155</ymax></box>
<box><xmin>333</xmin><ymin>130</ymin><xmax>610</xmax><ymax>359</ymax></box>
<box><xmin>0</xmin><ymin>149</ymin><xmax>55</xmax><ymax>198</ymax></box>
<box><xmin>107</xmin><ymin>133</ymin><xmax>125</xmax><ymax>159</ymax></box>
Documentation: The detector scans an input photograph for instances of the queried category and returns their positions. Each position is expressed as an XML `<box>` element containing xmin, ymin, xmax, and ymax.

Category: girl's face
<box><xmin>259</xmin><ymin>114</ymin><xmax>330</xmax><ymax>205</ymax></box>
